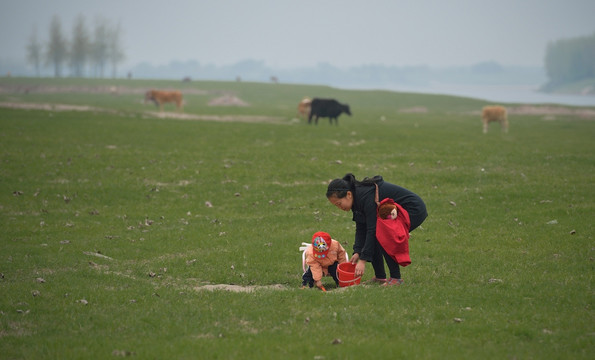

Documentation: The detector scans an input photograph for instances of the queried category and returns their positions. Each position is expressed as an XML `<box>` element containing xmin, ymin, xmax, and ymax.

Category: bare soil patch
<box><xmin>0</xmin><ymin>101</ymin><xmax>102</xmax><ymax>112</ymax></box>
<box><xmin>194</xmin><ymin>284</ymin><xmax>287</xmax><ymax>293</ymax></box>
<box><xmin>507</xmin><ymin>105</ymin><xmax>595</xmax><ymax>118</ymax></box>
<box><xmin>208</xmin><ymin>95</ymin><xmax>249</xmax><ymax>107</ymax></box>
<box><xmin>399</xmin><ymin>106</ymin><xmax>428</xmax><ymax>113</ymax></box>
<box><xmin>0</xmin><ymin>84</ymin><xmax>208</xmax><ymax>96</ymax></box>
<box><xmin>145</xmin><ymin>111</ymin><xmax>285</xmax><ymax>124</ymax></box>
<box><xmin>469</xmin><ymin>105</ymin><xmax>595</xmax><ymax>119</ymax></box>
<box><xmin>0</xmin><ymin>101</ymin><xmax>285</xmax><ymax>124</ymax></box>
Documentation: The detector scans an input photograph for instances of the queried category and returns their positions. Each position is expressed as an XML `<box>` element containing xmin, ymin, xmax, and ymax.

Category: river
<box><xmin>384</xmin><ymin>83</ymin><xmax>595</xmax><ymax>107</ymax></box>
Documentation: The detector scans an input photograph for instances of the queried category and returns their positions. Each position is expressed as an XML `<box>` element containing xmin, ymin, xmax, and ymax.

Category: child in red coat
<box><xmin>301</xmin><ymin>231</ymin><xmax>347</xmax><ymax>291</ymax></box>
<box><xmin>376</xmin><ymin>198</ymin><xmax>411</xmax><ymax>267</ymax></box>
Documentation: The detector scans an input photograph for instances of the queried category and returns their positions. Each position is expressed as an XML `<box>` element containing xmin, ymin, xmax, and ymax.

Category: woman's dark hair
<box><xmin>326</xmin><ymin>173</ymin><xmax>380</xmax><ymax>199</ymax></box>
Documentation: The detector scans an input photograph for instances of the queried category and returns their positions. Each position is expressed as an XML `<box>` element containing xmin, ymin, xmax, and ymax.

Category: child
<box><xmin>302</xmin><ymin>231</ymin><xmax>347</xmax><ymax>291</ymax></box>
<box><xmin>376</xmin><ymin>198</ymin><xmax>412</xmax><ymax>267</ymax></box>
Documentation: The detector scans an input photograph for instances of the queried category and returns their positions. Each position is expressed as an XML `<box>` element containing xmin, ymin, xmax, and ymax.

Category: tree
<box><xmin>26</xmin><ymin>26</ymin><xmax>42</xmax><ymax>77</ymax></box>
<box><xmin>107</xmin><ymin>22</ymin><xmax>125</xmax><ymax>78</ymax></box>
<box><xmin>91</xmin><ymin>17</ymin><xmax>109</xmax><ymax>78</ymax></box>
<box><xmin>70</xmin><ymin>14</ymin><xmax>90</xmax><ymax>77</ymax></box>
<box><xmin>544</xmin><ymin>32</ymin><xmax>595</xmax><ymax>88</ymax></box>
<box><xmin>45</xmin><ymin>15</ymin><xmax>68</xmax><ymax>78</ymax></box>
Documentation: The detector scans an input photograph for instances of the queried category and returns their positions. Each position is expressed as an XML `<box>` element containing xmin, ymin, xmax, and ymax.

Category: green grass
<box><xmin>1</xmin><ymin>77</ymin><xmax>594</xmax><ymax>359</ymax></box>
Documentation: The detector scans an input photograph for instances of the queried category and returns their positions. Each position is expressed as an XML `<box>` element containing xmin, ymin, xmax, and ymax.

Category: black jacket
<box><xmin>351</xmin><ymin>177</ymin><xmax>427</xmax><ymax>262</ymax></box>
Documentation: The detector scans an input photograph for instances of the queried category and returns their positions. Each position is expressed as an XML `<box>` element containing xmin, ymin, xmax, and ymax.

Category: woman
<box><xmin>326</xmin><ymin>173</ymin><xmax>427</xmax><ymax>286</ymax></box>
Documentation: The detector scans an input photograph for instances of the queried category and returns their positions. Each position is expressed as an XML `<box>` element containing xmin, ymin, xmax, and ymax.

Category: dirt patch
<box><xmin>0</xmin><ymin>84</ymin><xmax>208</xmax><ymax>96</ymax></box>
<box><xmin>507</xmin><ymin>105</ymin><xmax>595</xmax><ymax>118</ymax></box>
<box><xmin>194</xmin><ymin>284</ymin><xmax>287</xmax><ymax>293</ymax></box>
<box><xmin>0</xmin><ymin>101</ymin><xmax>102</xmax><ymax>112</ymax></box>
<box><xmin>0</xmin><ymin>84</ymin><xmax>254</xmax><ymax>109</ymax></box>
<box><xmin>469</xmin><ymin>105</ymin><xmax>595</xmax><ymax>119</ymax></box>
<box><xmin>399</xmin><ymin>106</ymin><xmax>428</xmax><ymax>113</ymax></box>
<box><xmin>208</xmin><ymin>95</ymin><xmax>249</xmax><ymax>107</ymax></box>
<box><xmin>192</xmin><ymin>283</ymin><xmax>359</xmax><ymax>292</ymax></box>
<box><xmin>0</xmin><ymin>101</ymin><xmax>286</xmax><ymax>124</ymax></box>
<box><xmin>145</xmin><ymin>111</ymin><xmax>285</xmax><ymax>124</ymax></box>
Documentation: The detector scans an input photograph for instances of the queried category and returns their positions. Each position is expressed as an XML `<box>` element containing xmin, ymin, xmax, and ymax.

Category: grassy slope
<box><xmin>0</xmin><ymin>78</ymin><xmax>593</xmax><ymax>359</ymax></box>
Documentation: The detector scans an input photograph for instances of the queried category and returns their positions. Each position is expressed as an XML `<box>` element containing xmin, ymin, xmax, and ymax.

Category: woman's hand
<box><xmin>355</xmin><ymin>260</ymin><xmax>366</xmax><ymax>277</ymax></box>
<box><xmin>350</xmin><ymin>253</ymin><xmax>360</xmax><ymax>264</ymax></box>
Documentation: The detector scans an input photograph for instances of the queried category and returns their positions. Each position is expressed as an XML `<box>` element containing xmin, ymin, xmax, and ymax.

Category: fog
<box><xmin>2</xmin><ymin>0</ymin><xmax>595</xmax><ymax>105</ymax></box>
<box><xmin>2</xmin><ymin>0</ymin><xmax>594</xmax><ymax>69</ymax></box>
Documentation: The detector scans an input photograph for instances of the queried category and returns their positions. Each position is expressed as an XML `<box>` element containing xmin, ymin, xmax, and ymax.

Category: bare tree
<box><xmin>26</xmin><ymin>26</ymin><xmax>42</xmax><ymax>77</ymax></box>
<box><xmin>91</xmin><ymin>17</ymin><xmax>109</xmax><ymax>78</ymax></box>
<box><xmin>45</xmin><ymin>15</ymin><xmax>68</xmax><ymax>78</ymax></box>
<box><xmin>108</xmin><ymin>22</ymin><xmax>125</xmax><ymax>78</ymax></box>
<box><xmin>70</xmin><ymin>14</ymin><xmax>90</xmax><ymax>77</ymax></box>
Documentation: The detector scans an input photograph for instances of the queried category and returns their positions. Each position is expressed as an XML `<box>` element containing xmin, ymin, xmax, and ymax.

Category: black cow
<box><xmin>308</xmin><ymin>98</ymin><xmax>351</xmax><ymax>125</ymax></box>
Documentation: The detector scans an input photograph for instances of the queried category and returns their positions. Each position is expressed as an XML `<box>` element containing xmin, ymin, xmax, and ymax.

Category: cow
<box><xmin>308</xmin><ymin>98</ymin><xmax>351</xmax><ymax>125</ymax></box>
<box><xmin>297</xmin><ymin>97</ymin><xmax>312</xmax><ymax>120</ymax></box>
<box><xmin>144</xmin><ymin>89</ymin><xmax>184</xmax><ymax>112</ymax></box>
<box><xmin>481</xmin><ymin>105</ymin><xmax>508</xmax><ymax>133</ymax></box>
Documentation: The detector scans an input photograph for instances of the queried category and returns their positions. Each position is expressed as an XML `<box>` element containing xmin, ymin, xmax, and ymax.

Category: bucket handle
<box><xmin>338</xmin><ymin>276</ymin><xmax>362</xmax><ymax>285</ymax></box>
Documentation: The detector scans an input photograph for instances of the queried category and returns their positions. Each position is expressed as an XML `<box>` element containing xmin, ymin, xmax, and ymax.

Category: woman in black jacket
<box><xmin>326</xmin><ymin>173</ymin><xmax>427</xmax><ymax>286</ymax></box>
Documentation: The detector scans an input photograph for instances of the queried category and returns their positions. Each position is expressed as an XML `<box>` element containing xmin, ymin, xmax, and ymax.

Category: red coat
<box><xmin>376</xmin><ymin>198</ymin><xmax>411</xmax><ymax>266</ymax></box>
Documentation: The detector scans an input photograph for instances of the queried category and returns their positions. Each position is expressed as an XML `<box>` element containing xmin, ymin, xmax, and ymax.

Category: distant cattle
<box><xmin>145</xmin><ymin>89</ymin><xmax>184</xmax><ymax>112</ymax></box>
<box><xmin>481</xmin><ymin>105</ymin><xmax>508</xmax><ymax>133</ymax></box>
<box><xmin>297</xmin><ymin>97</ymin><xmax>312</xmax><ymax>120</ymax></box>
<box><xmin>308</xmin><ymin>98</ymin><xmax>351</xmax><ymax>125</ymax></box>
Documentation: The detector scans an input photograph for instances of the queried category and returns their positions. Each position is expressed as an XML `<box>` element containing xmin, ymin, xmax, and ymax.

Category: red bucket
<box><xmin>337</xmin><ymin>262</ymin><xmax>361</xmax><ymax>287</ymax></box>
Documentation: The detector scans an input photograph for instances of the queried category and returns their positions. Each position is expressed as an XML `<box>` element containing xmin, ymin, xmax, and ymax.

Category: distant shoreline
<box><xmin>340</xmin><ymin>83</ymin><xmax>595</xmax><ymax>107</ymax></box>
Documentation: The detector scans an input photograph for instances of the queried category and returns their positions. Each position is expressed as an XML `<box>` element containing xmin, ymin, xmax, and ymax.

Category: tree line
<box><xmin>26</xmin><ymin>15</ymin><xmax>125</xmax><ymax>78</ymax></box>
<box><xmin>544</xmin><ymin>32</ymin><xmax>595</xmax><ymax>90</ymax></box>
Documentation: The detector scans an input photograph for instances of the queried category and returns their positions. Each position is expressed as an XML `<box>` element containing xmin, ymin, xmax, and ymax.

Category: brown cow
<box><xmin>297</xmin><ymin>97</ymin><xmax>312</xmax><ymax>120</ymax></box>
<box><xmin>482</xmin><ymin>105</ymin><xmax>508</xmax><ymax>133</ymax></box>
<box><xmin>145</xmin><ymin>89</ymin><xmax>184</xmax><ymax>112</ymax></box>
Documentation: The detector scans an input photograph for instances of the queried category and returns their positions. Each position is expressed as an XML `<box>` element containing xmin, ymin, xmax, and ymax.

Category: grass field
<box><xmin>1</xmin><ymin>77</ymin><xmax>594</xmax><ymax>359</ymax></box>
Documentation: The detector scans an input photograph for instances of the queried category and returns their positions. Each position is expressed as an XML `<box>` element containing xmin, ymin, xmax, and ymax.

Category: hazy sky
<box><xmin>1</xmin><ymin>0</ymin><xmax>594</xmax><ymax>69</ymax></box>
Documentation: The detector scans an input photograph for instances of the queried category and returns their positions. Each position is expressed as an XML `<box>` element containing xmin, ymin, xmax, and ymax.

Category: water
<box><xmin>347</xmin><ymin>83</ymin><xmax>595</xmax><ymax>107</ymax></box>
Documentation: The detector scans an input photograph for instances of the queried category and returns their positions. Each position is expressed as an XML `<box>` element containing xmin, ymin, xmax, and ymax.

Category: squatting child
<box><xmin>302</xmin><ymin>231</ymin><xmax>347</xmax><ymax>291</ymax></box>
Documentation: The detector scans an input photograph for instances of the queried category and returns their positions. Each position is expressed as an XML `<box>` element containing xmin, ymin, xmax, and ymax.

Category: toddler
<box><xmin>301</xmin><ymin>231</ymin><xmax>347</xmax><ymax>291</ymax></box>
